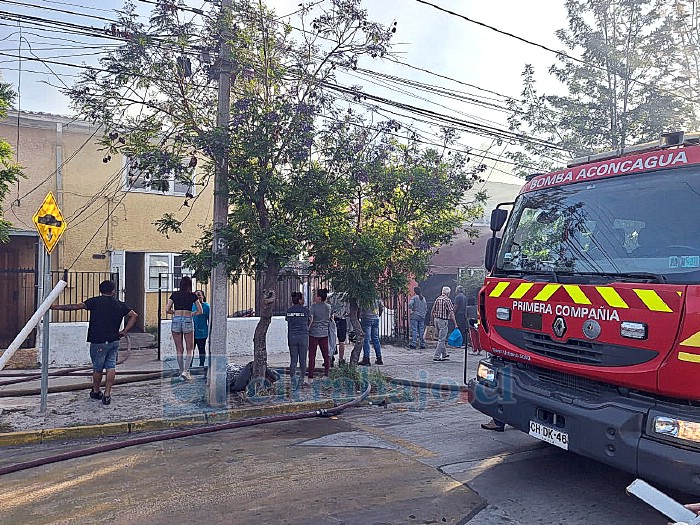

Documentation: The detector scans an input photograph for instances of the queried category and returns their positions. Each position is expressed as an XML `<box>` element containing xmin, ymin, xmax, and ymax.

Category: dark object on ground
<box><xmin>231</xmin><ymin>308</ymin><xmax>255</xmax><ymax>317</ymax></box>
<box><xmin>227</xmin><ymin>362</ymin><xmax>280</xmax><ymax>392</ymax></box>
<box><xmin>481</xmin><ymin>420</ymin><xmax>505</xmax><ymax>432</ymax></box>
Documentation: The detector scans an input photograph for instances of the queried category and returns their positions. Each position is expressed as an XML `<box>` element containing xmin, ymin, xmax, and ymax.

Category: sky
<box><xmin>0</xmin><ymin>0</ymin><xmax>571</xmax><ymax>180</ymax></box>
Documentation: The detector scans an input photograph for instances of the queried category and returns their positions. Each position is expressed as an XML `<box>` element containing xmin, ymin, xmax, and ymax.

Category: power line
<box><xmin>133</xmin><ymin>0</ymin><xmax>206</xmax><ymax>17</ymax></box>
<box><xmin>40</xmin><ymin>0</ymin><xmax>116</xmax><ymax>15</ymax></box>
<box><xmin>321</xmin><ymin>80</ymin><xmax>568</xmax><ymax>152</ymax></box>
<box><xmin>10</xmin><ymin>125</ymin><xmax>101</xmax><ymax>206</ymax></box>
<box><xmin>0</xmin><ymin>0</ymin><xmax>117</xmax><ymax>23</ymax></box>
<box><xmin>385</xmin><ymin>56</ymin><xmax>518</xmax><ymax>102</ymax></box>
<box><xmin>412</xmin><ymin>0</ymin><xmax>699</xmax><ymax>105</ymax></box>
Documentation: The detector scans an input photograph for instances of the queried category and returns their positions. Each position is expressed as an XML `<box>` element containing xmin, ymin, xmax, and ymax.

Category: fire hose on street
<box><xmin>0</xmin><ymin>381</ymin><xmax>372</xmax><ymax>476</ymax></box>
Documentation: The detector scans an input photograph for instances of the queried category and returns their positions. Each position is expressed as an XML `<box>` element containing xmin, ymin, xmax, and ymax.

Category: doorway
<box><xmin>124</xmin><ymin>252</ymin><xmax>145</xmax><ymax>332</ymax></box>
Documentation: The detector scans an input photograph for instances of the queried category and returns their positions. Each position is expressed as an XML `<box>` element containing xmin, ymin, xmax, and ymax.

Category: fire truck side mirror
<box><xmin>490</xmin><ymin>209</ymin><xmax>508</xmax><ymax>232</ymax></box>
<box><xmin>485</xmin><ymin>237</ymin><xmax>501</xmax><ymax>271</ymax></box>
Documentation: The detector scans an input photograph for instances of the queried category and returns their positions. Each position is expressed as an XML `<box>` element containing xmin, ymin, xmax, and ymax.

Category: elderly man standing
<box><xmin>431</xmin><ymin>286</ymin><xmax>456</xmax><ymax>361</ymax></box>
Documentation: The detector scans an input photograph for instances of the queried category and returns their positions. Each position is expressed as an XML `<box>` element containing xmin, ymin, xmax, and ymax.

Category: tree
<box><xmin>0</xmin><ymin>83</ymin><xmax>23</xmax><ymax>243</ymax></box>
<box><xmin>67</xmin><ymin>0</ymin><xmax>394</xmax><ymax>381</ymax></box>
<box><xmin>310</xmin><ymin>119</ymin><xmax>486</xmax><ymax>364</ymax></box>
<box><xmin>507</xmin><ymin>0</ymin><xmax>699</xmax><ymax>176</ymax></box>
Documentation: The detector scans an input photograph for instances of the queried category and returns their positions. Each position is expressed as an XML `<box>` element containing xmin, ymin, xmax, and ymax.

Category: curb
<box><xmin>0</xmin><ymin>399</ymin><xmax>335</xmax><ymax>447</ymax></box>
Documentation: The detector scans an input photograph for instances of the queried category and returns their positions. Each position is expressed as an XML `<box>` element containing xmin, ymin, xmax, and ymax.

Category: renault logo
<box><xmin>552</xmin><ymin>316</ymin><xmax>567</xmax><ymax>338</ymax></box>
<box><xmin>583</xmin><ymin>319</ymin><xmax>601</xmax><ymax>340</ymax></box>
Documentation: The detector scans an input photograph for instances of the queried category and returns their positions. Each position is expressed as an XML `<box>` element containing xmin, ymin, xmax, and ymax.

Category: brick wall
<box><xmin>0</xmin><ymin>348</ymin><xmax>39</xmax><ymax>370</ymax></box>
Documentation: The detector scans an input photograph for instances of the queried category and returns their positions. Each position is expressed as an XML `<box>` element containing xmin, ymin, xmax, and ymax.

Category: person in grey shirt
<box><xmin>308</xmin><ymin>288</ymin><xmax>331</xmax><ymax>380</ymax></box>
<box><xmin>360</xmin><ymin>298</ymin><xmax>384</xmax><ymax>365</ymax></box>
<box><xmin>408</xmin><ymin>286</ymin><xmax>427</xmax><ymax>349</ymax></box>
<box><xmin>285</xmin><ymin>291</ymin><xmax>310</xmax><ymax>388</ymax></box>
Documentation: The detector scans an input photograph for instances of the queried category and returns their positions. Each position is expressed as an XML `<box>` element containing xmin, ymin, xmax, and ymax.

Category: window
<box><xmin>146</xmin><ymin>253</ymin><xmax>193</xmax><ymax>291</ymax></box>
<box><xmin>495</xmin><ymin>166</ymin><xmax>700</xmax><ymax>284</ymax></box>
<box><xmin>123</xmin><ymin>156</ymin><xmax>195</xmax><ymax>196</ymax></box>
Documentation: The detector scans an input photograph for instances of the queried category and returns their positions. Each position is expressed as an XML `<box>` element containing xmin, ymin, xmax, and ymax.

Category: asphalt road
<box><xmin>0</xmin><ymin>391</ymin><xmax>692</xmax><ymax>524</ymax></box>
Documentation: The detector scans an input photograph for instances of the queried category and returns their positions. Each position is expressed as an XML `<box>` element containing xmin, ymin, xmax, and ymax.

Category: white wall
<box><xmin>160</xmin><ymin>316</ymin><xmax>289</xmax><ymax>360</ymax></box>
<box><xmin>49</xmin><ymin>322</ymin><xmax>91</xmax><ymax>367</ymax></box>
<box><xmin>45</xmin><ymin>317</ymin><xmax>290</xmax><ymax>367</ymax></box>
<box><xmin>46</xmin><ymin>313</ymin><xmax>394</xmax><ymax>367</ymax></box>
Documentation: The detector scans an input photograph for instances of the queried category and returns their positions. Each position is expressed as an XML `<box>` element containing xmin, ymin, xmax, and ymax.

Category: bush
<box><xmin>329</xmin><ymin>362</ymin><xmax>387</xmax><ymax>393</ymax></box>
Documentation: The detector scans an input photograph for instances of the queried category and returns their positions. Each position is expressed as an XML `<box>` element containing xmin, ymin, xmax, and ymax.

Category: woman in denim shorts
<box><xmin>166</xmin><ymin>276</ymin><xmax>202</xmax><ymax>380</ymax></box>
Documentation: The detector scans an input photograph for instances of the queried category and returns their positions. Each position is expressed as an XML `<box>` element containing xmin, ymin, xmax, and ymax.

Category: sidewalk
<box><xmin>0</xmin><ymin>338</ymin><xmax>483</xmax><ymax>440</ymax></box>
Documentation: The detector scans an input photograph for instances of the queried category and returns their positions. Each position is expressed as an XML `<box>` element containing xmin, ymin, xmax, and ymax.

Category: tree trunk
<box><xmin>252</xmin><ymin>265</ymin><xmax>277</xmax><ymax>380</ymax></box>
<box><xmin>348</xmin><ymin>299</ymin><xmax>366</xmax><ymax>366</ymax></box>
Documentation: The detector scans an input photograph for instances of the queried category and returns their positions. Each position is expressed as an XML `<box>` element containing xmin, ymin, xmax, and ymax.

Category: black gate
<box><xmin>0</xmin><ymin>268</ymin><xmax>37</xmax><ymax>349</ymax></box>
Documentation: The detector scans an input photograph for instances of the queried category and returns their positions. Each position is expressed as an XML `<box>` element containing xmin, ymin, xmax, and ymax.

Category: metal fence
<box><xmin>49</xmin><ymin>271</ymin><xmax>120</xmax><ymax>323</ymax></box>
<box><xmin>0</xmin><ymin>268</ymin><xmax>37</xmax><ymax>349</ymax></box>
<box><xmin>155</xmin><ymin>271</ymin><xmax>411</xmax><ymax>355</ymax></box>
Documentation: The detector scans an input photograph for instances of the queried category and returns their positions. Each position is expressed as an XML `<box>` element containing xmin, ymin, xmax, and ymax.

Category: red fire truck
<box><xmin>468</xmin><ymin>131</ymin><xmax>700</xmax><ymax>495</ymax></box>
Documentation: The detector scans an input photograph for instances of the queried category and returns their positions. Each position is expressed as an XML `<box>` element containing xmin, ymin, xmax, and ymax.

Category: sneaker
<box><xmin>359</xmin><ymin>358</ymin><xmax>371</xmax><ymax>366</ymax></box>
<box><xmin>420</xmin><ymin>345</ymin><xmax>426</xmax><ymax>349</ymax></box>
<box><xmin>375</xmin><ymin>358</ymin><xmax>384</xmax><ymax>365</ymax></box>
<box><xmin>102</xmin><ymin>395</ymin><xmax>111</xmax><ymax>406</ymax></box>
<box><xmin>408</xmin><ymin>344</ymin><xmax>416</xmax><ymax>349</ymax></box>
<box><xmin>89</xmin><ymin>390</ymin><xmax>103</xmax><ymax>400</ymax></box>
<box><xmin>444</xmin><ymin>354</ymin><xmax>451</xmax><ymax>358</ymax></box>
<box><xmin>433</xmin><ymin>356</ymin><xmax>444</xmax><ymax>361</ymax></box>
<box><xmin>481</xmin><ymin>420</ymin><xmax>505</xmax><ymax>432</ymax></box>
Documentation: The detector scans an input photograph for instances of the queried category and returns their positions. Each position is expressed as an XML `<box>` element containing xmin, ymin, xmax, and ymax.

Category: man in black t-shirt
<box><xmin>51</xmin><ymin>280</ymin><xmax>137</xmax><ymax>406</ymax></box>
<box><xmin>285</xmin><ymin>291</ymin><xmax>310</xmax><ymax>388</ymax></box>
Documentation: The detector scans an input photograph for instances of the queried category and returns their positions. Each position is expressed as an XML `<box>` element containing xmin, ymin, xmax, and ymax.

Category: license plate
<box><xmin>529</xmin><ymin>421</ymin><xmax>569</xmax><ymax>450</ymax></box>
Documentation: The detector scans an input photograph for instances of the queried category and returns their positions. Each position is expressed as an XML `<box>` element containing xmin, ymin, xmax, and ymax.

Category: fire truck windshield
<box><xmin>495</xmin><ymin>166</ymin><xmax>700</xmax><ymax>284</ymax></box>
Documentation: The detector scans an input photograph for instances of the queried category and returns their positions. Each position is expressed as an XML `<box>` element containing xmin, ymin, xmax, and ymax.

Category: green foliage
<box><xmin>458</xmin><ymin>269</ymin><xmax>486</xmax><ymax>299</ymax></box>
<box><xmin>328</xmin><ymin>362</ymin><xmax>387</xmax><ymax>392</ymax></box>
<box><xmin>66</xmin><ymin>0</ymin><xmax>396</xmax><ymax>376</ymax></box>
<box><xmin>0</xmin><ymin>82</ymin><xmax>23</xmax><ymax>243</ymax></box>
<box><xmin>311</xmin><ymin>121</ymin><xmax>486</xmax><ymax>307</ymax></box>
<box><xmin>507</xmin><ymin>0</ymin><xmax>700</xmax><ymax>176</ymax></box>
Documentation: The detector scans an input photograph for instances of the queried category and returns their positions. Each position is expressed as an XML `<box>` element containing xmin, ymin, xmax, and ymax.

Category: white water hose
<box><xmin>0</xmin><ymin>279</ymin><xmax>68</xmax><ymax>371</ymax></box>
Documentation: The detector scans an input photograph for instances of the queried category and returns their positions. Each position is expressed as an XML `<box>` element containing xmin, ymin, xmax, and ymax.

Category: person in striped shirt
<box><xmin>431</xmin><ymin>286</ymin><xmax>455</xmax><ymax>361</ymax></box>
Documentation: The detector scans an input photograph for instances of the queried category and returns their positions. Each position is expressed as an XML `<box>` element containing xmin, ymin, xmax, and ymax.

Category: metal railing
<box><xmin>49</xmin><ymin>270</ymin><xmax>120</xmax><ymax>323</ymax></box>
<box><xmin>155</xmin><ymin>271</ymin><xmax>410</xmax><ymax>357</ymax></box>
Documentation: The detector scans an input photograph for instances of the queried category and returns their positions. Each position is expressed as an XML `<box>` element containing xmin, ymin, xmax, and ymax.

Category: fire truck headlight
<box><xmin>477</xmin><ymin>361</ymin><xmax>496</xmax><ymax>385</ymax></box>
<box><xmin>496</xmin><ymin>307</ymin><xmax>511</xmax><ymax>321</ymax></box>
<box><xmin>653</xmin><ymin>416</ymin><xmax>700</xmax><ymax>444</ymax></box>
<box><xmin>620</xmin><ymin>321</ymin><xmax>647</xmax><ymax>340</ymax></box>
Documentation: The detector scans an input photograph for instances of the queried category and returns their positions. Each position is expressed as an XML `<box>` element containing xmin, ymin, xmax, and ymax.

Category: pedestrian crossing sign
<box><xmin>33</xmin><ymin>191</ymin><xmax>66</xmax><ymax>254</ymax></box>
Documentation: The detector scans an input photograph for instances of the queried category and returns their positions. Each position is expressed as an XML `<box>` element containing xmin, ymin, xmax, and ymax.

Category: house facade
<box><xmin>0</xmin><ymin>110</ymin><xmax>215</xmax><ymax>346</ymax></box>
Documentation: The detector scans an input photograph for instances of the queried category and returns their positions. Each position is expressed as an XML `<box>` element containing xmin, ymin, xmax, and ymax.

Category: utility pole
<box><xmin>207</xmin><ymin>0</ymin><xmax>233</xmax><ymax>406</ymax></box>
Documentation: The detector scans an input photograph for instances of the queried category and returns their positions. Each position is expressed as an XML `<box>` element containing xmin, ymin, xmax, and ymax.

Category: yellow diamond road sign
<box><xmin>33</xmin><ymin>191</ymin><xmax>66</xmax><ymax>254</ymax></box>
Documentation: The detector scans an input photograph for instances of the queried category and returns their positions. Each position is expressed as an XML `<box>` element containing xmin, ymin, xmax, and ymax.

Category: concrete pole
<box><xmin>40</xmin><ymin>250</ymin><xmax>51</xmax><ymax>414</ymax></box>
<box><xmin>207</xmin><ymin>0</ymin><xmax>233</xmax><ymax>407</ymax></box>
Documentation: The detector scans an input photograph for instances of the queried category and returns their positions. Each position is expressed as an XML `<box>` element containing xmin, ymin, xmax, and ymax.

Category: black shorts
<box><xmin>335</xmin><ymin>317</ymin><xmax>347</xmax><ymax>342</ymax></box>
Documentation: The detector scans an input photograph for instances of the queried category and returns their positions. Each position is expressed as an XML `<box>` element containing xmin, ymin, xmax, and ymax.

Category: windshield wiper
<box><xmin>604</xmin><ymin>271</ymin><xmax>667</xmax><ymax>283</ymax></box>
<box><xmin>499</xmin><ymin>268</ymin><xmax>560</xmax><ymax>282</ymax></box>
<box><xmin>573</xmin><ymin>271</ymin><xmax>667</xmax><ymax>284</ymax></box>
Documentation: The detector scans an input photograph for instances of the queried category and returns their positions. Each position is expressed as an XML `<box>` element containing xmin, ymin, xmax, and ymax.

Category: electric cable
<box><xmin>412</xmin><ymin>0</ymin><xmax>700</xmax><ymax>106</ymax></box>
